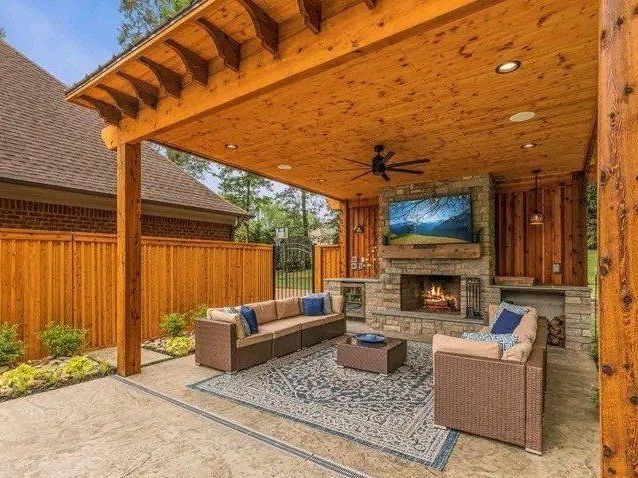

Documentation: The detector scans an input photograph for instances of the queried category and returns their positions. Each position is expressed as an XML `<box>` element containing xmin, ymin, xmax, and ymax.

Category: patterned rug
<box><xmin>190</xmin><ymin>339</ymin><xmax>458</xmax><ymax>470</ymax></box>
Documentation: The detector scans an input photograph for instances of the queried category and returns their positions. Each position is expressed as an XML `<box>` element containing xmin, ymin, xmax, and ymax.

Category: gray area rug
<box><xmin>190</xmin><ymin>339</ymin><xmax>458</xmax><ymax>470</ymax></box>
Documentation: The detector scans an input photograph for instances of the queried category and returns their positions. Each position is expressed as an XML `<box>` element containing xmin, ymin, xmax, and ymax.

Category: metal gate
<box><xmin>273</xmin><ymin>237</ymin><xmax>314</xmax><ymax>299</ymax></box>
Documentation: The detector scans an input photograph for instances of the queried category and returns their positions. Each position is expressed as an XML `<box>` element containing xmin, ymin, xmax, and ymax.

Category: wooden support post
<box><xmin>338</xmin><ymin>200</ymin><xmax>350</xmax><ymax>278</ymax></box>
<box><xmin>598</xmin><ymin>1</ymin><xmax>638</xmax><ymax>476</ymax></box>
<box><xmin>116</xmin><ymin>142</ymin><xmax>142</xmax><ymax>376</ymax></box>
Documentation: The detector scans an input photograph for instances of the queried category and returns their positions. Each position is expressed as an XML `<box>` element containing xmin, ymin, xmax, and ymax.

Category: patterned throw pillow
<box><xmin>301</xmin><ymin>296</ymin><xmax>324</xmax><ymax>316</ymax></box>
<box><xmin>239</xmin><ymin>306</ymin><xmax>259</xmax><ymax>334</ymax></box>
<box><xmin>461</xmin><ymin>332</ymin><xmax>519</xmax><ymax>352</ymax></box>
<box><xmin>496</xmin><ymin>301</ymin><xmax>529</xmax><ymax>318</ymax></box>
<box><xmin>219</xmin><ymin>306</ymin><xmax>240</xmax><ymax>314</ymax></box>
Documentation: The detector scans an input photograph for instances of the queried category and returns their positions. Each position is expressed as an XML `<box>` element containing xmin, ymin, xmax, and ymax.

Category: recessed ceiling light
<box><xmin>277</xmin><ymin>164</ymin><xmax>292</xmax><ymax>170</ymax></box>
<box><xmin>225</xmin><ymin>143</ymin><xmax>238</xmax><ymax>150</ymax></box>
<box><xmin>509</xmin><ymin>111</ymin><xmax>536</xmax><ymax>122</ymax></box>
<box><xmin>521</xmin><ymin>142</ymin><xmax>537</xmax><ymax>149</ymax></box>
<box><xmin>495</xmin><ymin>60</ymin><xmax>521</xmax><ymax>74</ymax></box>
<box><xmin>317</xmin><ymin>178</ymin><xmax>327</xmax><ymax>183</ymax></box>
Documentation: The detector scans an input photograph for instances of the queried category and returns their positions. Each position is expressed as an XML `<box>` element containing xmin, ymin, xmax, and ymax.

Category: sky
<box><xmin>0</xmin><ymin>0</ymin><xmax>293</xmax><ymax>196</ymax></box>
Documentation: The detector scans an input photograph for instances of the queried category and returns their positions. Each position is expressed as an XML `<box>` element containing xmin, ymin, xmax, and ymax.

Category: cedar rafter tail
<box><xmin>79</xmin><ymin>95</ymin><xmax>122</xmax><ymax>125</ymax></box>
<box><xmin>96</xmin><ymin>84</ymin><xmax>139</xmax><ymax>119</ymax></box>
<box><xmin>196</xmin><ymin>18</ymin><xmax>241</xmax><ymax>72</ymax></box>
<box><xmin>164</xmin><ymin>39</ymin><xmax>209</xmax><ymax>86</ymax></box>
<box><xmin>116</xmin><ymin>72</ymin><xmax>159</xmax><ymax>109</ymax></box>
<box><xmin>297</xmin><ymin>0</ymin><xmax>321</xmax><ymax>34</ymax></box>
<box><xmin>237</xmin><ymin>0</ymin><xmax>279</xmax><ymax>56</ymax></box>
<box><xmin>137</xmin><ymin>56</ymin><xmax>182</xmax><ymax>98</ymax></box>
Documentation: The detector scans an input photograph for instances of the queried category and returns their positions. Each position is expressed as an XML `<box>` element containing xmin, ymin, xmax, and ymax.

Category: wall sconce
<box><xmin>353</xmin><ymin>193</ymin><xmax>365</xmax><ymax>234</ymax></box>
<box><xmin>529</xmin><ymin>169</ymin><xmax>545</xmax><ymax>226</ymax></box>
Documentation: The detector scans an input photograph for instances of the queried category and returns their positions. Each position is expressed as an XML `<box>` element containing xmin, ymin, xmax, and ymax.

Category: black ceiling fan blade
<box><xmin>382</xmin><ymin>172</ymin><xmax>391</xmax><ymax>182</ymax></box>
<box><xmin>385</xmin><ymin>167</ymin><xmax>424</xmax><ymax>175</ymax></box>
<box><xmin>382</xmin><ymin>151</ymin><xmax>396</xmax><ymax>164</ymax></box>
<box><xmin>329</xmin><ymin>167</ymin><xmax>369</xmax><ymax>172</ymax></box>
<box><xmin>352</xmin><ymin>170</ymin><xmax>372</xmax><ymax>180</ymax></box>
<box><xmin>389</xmin><ymin>158</ymin><xmax>430</xmax><ymax>167</ymax></box>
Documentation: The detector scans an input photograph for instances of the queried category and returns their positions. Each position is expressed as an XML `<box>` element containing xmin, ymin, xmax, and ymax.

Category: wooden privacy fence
<box><xmin>0</xmin><ymin>229</ymin><xmax>273</xmax><ymax>359</ymax></box>
<box><xmin>313</xmin><ymin>244</ymin><xmax>342</xmax><ymax>292</ymax></box>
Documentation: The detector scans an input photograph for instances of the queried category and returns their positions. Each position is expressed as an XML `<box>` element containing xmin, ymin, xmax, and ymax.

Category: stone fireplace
<box><xmin>400</xmin><ymin>274</ymin><xmax>461</xmax><ymax>314</ymax></box>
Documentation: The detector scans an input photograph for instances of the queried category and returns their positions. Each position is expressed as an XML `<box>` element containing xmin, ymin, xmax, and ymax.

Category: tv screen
<box><xmin>388</xmin><ymin>195</ymin><xmax>473</xmax><ymax>245</ymax></box>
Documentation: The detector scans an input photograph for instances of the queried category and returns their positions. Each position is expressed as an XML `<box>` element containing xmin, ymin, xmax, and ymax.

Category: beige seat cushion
<box><xmin>331</xmin><ymin>295</ymin><xmax>344</xmax><ymax>314</ymax></box>
<box><xmin>502</xmin><ymin>339</ymin><xmax>533</xmax><ymax>362</ymax></box>
<box><xmin>275</xmin><ymin>297</ymin><xmax>301</xmax><ymax>319</ymax></box>
<box><xmin>246</xmin><ymin>300</ymin><xmax>278</xmax><ymax>324</ymax></box>
<box><xmin>432</xmin><ymin>334</ymin><xmax>501</xmax><ymax>360</ymax></box>
<box><xmin>259</xmin><ymin>317</ymin><xmax>303</xmax><ymax>338</ymax></box>
<box><xmin>236</xmin><ymin>331</ymin><xmax>273</xmax><ymax>348</ymax></box>
<box><xmin>207</xmin><ymin>309</ymin><xmax>246</xmax><ymax>340</ymax></box>
<box><xmin>300</xmin><ymin>313</ymin><xmax>342</xmax><ymax>330</ymax></box>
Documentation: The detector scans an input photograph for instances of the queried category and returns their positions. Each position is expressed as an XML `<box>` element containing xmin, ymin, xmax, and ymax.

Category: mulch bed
<box><xmin>142</xmin><ymin>333</ymin><xmax>195</xmax><ymax>357</ymax></box>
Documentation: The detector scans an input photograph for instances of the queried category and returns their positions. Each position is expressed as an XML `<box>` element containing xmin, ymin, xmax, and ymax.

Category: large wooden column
<box><xmin>116</xmin><ymin>142</ymin><xmax>142</xmax><ymax>376</ymax></box>
<box><xmin>598</xmin><ymin>1</ymin><xmax>638</xmax><ymax>476</ymax></box>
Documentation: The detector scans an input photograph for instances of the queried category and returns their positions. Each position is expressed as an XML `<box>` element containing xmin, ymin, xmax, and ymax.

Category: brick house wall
<box><xmin>0</xmin><ymin>198</ymin><xmax>234</xmax><ymax>241</ymax></box>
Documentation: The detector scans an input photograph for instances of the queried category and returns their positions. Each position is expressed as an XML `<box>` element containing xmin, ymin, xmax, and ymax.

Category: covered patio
<box><xmin>62</xmin><ymin>0</ymin><xmax>636</xmax><ymax>476</ymax></box>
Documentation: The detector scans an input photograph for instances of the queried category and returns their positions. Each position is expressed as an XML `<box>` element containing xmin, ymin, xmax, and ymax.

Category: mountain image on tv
<box><xmin>388</xmin><ymin>195</ymin><xmax>473</xmax><ymax>245</ymax></box>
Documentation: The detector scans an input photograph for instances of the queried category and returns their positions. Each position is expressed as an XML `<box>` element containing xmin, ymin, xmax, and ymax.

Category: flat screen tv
<box><xmin>388</xmin><ymin>194</ymin><xmax>473</xmax><ymax>245</ymax></box>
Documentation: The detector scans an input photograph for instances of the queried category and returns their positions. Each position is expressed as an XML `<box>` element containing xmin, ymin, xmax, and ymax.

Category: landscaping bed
<box><xmin>0</xmin><ymin>355</ymin><xmax>113</xmax><ymax>402</ymax></box>
<box><xmin>142</xmin><ymin>333</ymin><xmax>195</xmax><ymax>357</ymax></box>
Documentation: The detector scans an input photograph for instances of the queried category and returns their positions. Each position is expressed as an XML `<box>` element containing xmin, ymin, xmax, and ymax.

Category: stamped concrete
<box><xmin>0</xmin><ymin>332</ymin><xmax>599</xmax><ymax>478</ymax></box>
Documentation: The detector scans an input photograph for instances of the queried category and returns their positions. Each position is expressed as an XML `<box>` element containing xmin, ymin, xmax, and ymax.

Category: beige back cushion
<box><xmin>275</xmin><ymin>297</ymin><xmax>301</xmax><ymax>319</ymax></box>
<box><xmin>331</xmin><ymin>294</ymin><xmax>344</xmax><ymax>314</ymax></box>
<box><xmin>502</xmin><ymin>339</ymin><xmax>533</xmax><ymax>362</ymax></box>
<box><xmin>207</xmin><ymin>309</ymin><xmax>246</xmax><ymax>340</ymax></box>
<box><xmin>432</xmin><ymin>334</ymin><xmax>501</xmax><ymax>360</ymax></box>
<box><xmin>246</xmin><ymin>300</ymin><xmax>278</xmax><ymax>324</ymax></box>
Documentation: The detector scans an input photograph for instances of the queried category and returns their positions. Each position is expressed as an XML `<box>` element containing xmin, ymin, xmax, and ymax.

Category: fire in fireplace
<box><xmin>401</xmin><ymin>274</ymin><xmax>462</xmax><ymax>314</ymax></box>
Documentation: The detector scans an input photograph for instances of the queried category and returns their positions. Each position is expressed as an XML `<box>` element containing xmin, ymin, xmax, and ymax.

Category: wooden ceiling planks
<box><xmin>66</xmin><ymin>0</ymin><xmax>598</xmax><ymax>200</ymax></box>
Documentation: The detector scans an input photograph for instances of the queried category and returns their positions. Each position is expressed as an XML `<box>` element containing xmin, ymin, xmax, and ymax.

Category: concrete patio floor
<box><xmin>0</xmin><ymin>332</ymin><xmax>599</xmax><ymax>478</ymax></box>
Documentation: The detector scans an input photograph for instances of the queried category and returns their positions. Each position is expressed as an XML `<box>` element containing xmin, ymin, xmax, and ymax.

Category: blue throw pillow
<box><xmin>302</xmin><ymin>296</ymin><xmax>324</xmax><ymax>316</ymax></box>
<box><xmin>307</xmin><ymin>292</ymin><xmax>333</xmax><ymax>314</ymax></box>
<box><xmin>491</xmin><ymin>308</ymin><xmax>524</xmax><ymax>334</ymax></box>
<box><xmin>461</xmin><ymin>332</ymin><xmax>519</xmax><ymax>352</ymax></box>
<box><xmin>240</xmin><ymin>306</ymin><xmax>259</xmax><ymax>334</ymax></box>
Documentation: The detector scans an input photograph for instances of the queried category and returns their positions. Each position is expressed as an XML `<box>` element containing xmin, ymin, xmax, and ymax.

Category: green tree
<box><xmin>276</xmin><ymin>187</ymin><xmax>324</xmax><ymax>238</ymax></box>
<box><xmin>0</xmin><ymin>27</ymin><xmax>6</xmax><ymax>40</ymax></box>
<box><xmin>118</xmin><ymin>0</ymin><xmax>208</xmax><ymax>179</ymax></box>
<box><xmin>214</xmin><ymin>166</ymin><xmax>273</xmax><ymax>242</ymax></box>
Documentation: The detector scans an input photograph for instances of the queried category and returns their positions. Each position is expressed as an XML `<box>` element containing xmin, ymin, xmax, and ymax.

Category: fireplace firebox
<box><xmin>400</xmin><ymin>274</ymin><xmax>462</xmax><ymax>314</ymax></box>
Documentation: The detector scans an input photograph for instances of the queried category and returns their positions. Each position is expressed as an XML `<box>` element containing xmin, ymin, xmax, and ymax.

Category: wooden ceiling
<box><xmin>66</xmin><ymin>0</ymin><xmax>598</xmax><ymax>200</ymax></box>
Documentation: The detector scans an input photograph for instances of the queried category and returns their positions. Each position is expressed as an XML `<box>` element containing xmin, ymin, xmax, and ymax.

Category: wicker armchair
<box><xmin>434</xmin><ymin>319</ymin><xmax>548</xmax><ymax>454</ymax></box>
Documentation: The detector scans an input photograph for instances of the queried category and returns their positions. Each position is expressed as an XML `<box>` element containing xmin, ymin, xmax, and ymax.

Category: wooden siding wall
<box><xmin>495</xmin><ymin>174</ymin><xmax>587</xmax><ymax>286</ymax></box>
<box><xmin>0</xmin><ymin>229</ymin><xmax>273</xmax><ymax>359</ymax></box>
<box><xmin>313</xmin><ymin>245</ymin><xmax>341</xmax><ymax>292</ymax></box>
<box><xmin>347</xmin><ymin>200</ymin><xmax>379</xmax><ymax>278</ymax></box>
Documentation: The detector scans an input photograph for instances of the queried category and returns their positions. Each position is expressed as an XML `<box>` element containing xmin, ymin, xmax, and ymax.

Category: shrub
<box><xmin>166</xmin><ymin>336</ymin><xmax>192</xmax><ymax>357</ymax></box>
<box><xmin>590</xmin><ymin>384</ymin><xmax>599</xmax><ymax>408</ymax></box>
<box><xmin>0</xmin><ymin>363</ymin><xmax>38</xmax><ymax>393</ymax></box>
<box><xmin>184</xmin><ymin>304</ymin><xmax>208</xmax><ymax>324</ymax></box>
<box><xmin>160</xmin><ymin>313</ymin><xmax>187</xmax><ymax>337</ymax></box>
<box><xmin>0</xmin><ymin>323</ymin><xmax>25</xmax><ymax>366</ymax></box>
<box><xmin>63</xmin><ymin>356</ymin><xmax>109</xmax><ymax>379</ymax></box>
<box><xmin>39</xmin><ymin>324</ymin><xmax>85</xmax><ymax>358</ymax></box>
<box><xmin>589</xmin><ymin>317</ymin><xmax>599</xmax><ymax>365</ymax></box>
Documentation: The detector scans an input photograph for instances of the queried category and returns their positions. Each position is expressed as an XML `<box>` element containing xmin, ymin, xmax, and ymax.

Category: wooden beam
<box><xmin>164</xmin><ymin>39</ymin><xmax>209</xmax><ymax>86</ymax></box>
<box><xmin>137</xmin><ymin>56</ymin><xmax>182</xmax><ymax>98</ymax></box>
<box><xmin>96</xmin><ymin>84</ymin><xmax>139</xmax><ymax>118</ymax></box>
<box><xmin>297</xmin><ymin>0</ymin><xmax>321</xmax><ymax>34</ymax></box>
<box><xmin>363</xmin><ymin>0</ymin><xmax>379</xmax><ymax>8</ymax></box>
<box><xmin>79</xmin><ymin>95</ymin><xmax>121</xmax><ymax>125</ymax></box>
<box><xmin>116</xmin><ymin>142</ymin><xmax>142</xmax><ymax>376</ymax></box>
<box><xmin>196</xmin><ymin>18</ymin><xmax>241</xmax><ymax>72</ymax></box>
<box><xmin>102</xmin><ymin>0</ymin><xmax>502</xmax><ymax>147</ymax></box>
<box><xmin>598</xmin><ymin>1</ymin><xmax>638</xmax><ymax>477</ymax></box>
<box><xmin>237</xmin><ymin>0</ymin><xmax>279</xmax><ymax>56</ymax></box>
<box><xmin>116</xmin><ymin>72</ymin><xmax>159</xmax><ymax>109</ymax></box>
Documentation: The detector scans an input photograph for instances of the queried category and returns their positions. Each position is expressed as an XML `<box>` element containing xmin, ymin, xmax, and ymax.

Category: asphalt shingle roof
<box><xmin>0</xmin><ymin>40</ymin><xmax>248</xmax><ymax>218</ymax></box>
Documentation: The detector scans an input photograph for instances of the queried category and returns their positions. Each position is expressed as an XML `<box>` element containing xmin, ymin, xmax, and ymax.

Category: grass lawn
<box><xmin>275</xmin><ymin>269</ymin><xmax>313</xmax><ymax>291</ymax></box>
<box><xmin>588</xmin><ymin>249</ymin><xmax>597</xmax><ymax>289</ymax></box>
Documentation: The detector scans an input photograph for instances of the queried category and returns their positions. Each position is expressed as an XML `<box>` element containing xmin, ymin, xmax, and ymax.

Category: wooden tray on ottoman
<box><xmin>336</xmin><ymin>336</ymin><xmax>407</xmax><ymax>375</ymax></box>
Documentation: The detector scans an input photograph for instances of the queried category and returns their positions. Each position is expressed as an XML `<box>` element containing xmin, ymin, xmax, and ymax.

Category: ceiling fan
<box><xmin>331</xmin><ymin>145</ymin><xmax>430</xmax><ymax>182</ymax></box>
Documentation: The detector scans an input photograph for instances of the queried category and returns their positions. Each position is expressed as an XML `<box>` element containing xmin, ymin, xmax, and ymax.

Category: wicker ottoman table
<box><xmin>336</xmin><ymin>336</ymin><xmax>407</xmax><ymax>375</ymax></box>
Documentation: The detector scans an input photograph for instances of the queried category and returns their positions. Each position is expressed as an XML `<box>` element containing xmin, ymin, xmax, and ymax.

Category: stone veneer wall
<box><xmin>370</xmin><ymin>175</ymin><xmax>499</xmax><ymax>338</ymax></box>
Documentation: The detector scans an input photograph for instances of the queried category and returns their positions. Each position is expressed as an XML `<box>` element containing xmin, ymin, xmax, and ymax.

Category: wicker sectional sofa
<box><xmin>433</xmin><ymin>307</ymin><xmax>548</xmax><ymax>454</ymax></box>
<box><xmin>195</xmin><ymin>295</ymin><xmax>346</xmax><ymax>373</ymax></box>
